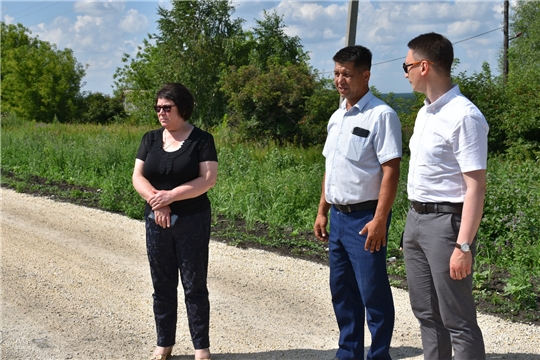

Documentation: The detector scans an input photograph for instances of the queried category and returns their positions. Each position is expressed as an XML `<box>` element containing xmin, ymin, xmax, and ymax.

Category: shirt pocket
<box><xmin>345</xmin><ymin>132</ymin><xmax>369</xmax><ymax>161</ymax></box>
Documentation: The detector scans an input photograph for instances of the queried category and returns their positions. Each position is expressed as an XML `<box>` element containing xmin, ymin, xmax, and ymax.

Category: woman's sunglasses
<box><xmin>154</xmin><ymin>105</ymin><xmax>176</xmax><ymax>113</ymax></box>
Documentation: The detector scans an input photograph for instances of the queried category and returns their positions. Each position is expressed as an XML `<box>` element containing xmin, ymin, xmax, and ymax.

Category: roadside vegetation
<box><xmin>1</xmin><ymin>0</ymin><xmax>539</xmax><ymax>323</ymax></box>
<box><xmin>2</xmin><ymin>117</ymin><xmax>539</xmax><ymax>324</ymax></box>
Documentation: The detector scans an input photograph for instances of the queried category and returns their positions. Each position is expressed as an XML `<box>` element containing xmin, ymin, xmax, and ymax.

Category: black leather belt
<box><xmin>410</xmin><ymin>201</ymin><xmax>463</xmax><ymax>214</ymax></box>
<box><xmin>334</xmin><ymin>200</ymin><xmax>378</xmax><ymax>213</ymax></box>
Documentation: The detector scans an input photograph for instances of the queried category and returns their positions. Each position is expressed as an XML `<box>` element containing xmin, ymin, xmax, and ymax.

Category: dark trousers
<box><xmin>403</xmin><ymin>209</ymin><xmax>486</xmax><ymax>360</ymax></box>
<box><xmin>145</xmin><ymin>208</ymin><xmax>211</xmax><ymax>349</ymax></box>
<box><xmin>329</xmin><ymin>206</ymin><xmax>395</xmax><ymax>360</ymax></box>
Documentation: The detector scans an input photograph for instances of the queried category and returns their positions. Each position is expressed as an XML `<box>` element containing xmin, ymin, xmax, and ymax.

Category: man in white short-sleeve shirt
<box><xmin>402</xmin><ymin>32</ymin><xmax>488</xmax><ymax>360</ymax></box>
<box><xmin>314</xmin><ymin>45</ymin><xmax>402</xmax><ymax>360</ymax></box>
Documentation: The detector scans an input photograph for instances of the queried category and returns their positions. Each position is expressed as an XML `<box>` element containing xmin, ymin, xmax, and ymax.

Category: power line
<box><xmin>372</xmin><ymin>26</ymin><xmax>504</xmax><ymax>67</ymax></box>
<box><xmin>452</xmin><ymin>26</ymin><xmax>503</xmax><ymax>44</ymax></box>
<box><xmin>13</xmin><ymin>1</ymin><xmax>100</xmax><ymax>27</ymax></box>
<box><xmin>318</xmin><ymin>26</ymin><xmax>504</xmax><ymax>76</ymax></box>
<box><xmin>8</xmin><ymin>1</ymin><xmax>66</xmax><ymax>21</ymax></box>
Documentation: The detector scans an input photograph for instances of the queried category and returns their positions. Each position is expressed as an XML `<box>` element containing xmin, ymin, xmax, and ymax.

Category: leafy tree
<box><xmin>114</xmin><ymin>0</ymin><xmax>244</xmax><ymax>126</ymax></box>
<box><xmin>220</xmin><ymin>11</ymin><xmax>319</xmax><ymax>144</ymax></box>
<box><xmin>113</xmin><ymin>40</ymin><xmax>164</xmax><ymax>125</ymax></box>
<box><xmin>503</xmin><ymin>0</ymin><xmax>540</xmax><ymax>154</ymax></box>
<box><xmin>1</xmin><ymin>22</ymin><xmax>85</xmax><ymax>123</ymax></box>
<box><xmin>247</xmin><ymin>10</ymin><xmax>309</xmax><ymax>70</ymax></box>
<box><xmin>508</xmin><ymin>0</ymin><xmax>540</xmax><ymax>73</ymax></box>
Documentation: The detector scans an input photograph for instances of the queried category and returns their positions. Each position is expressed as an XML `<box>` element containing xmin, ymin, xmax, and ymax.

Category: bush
<box><xmin>77</xmin><ymin>92</ymin><xmax>127</xmax><ymax>124</ymax></box>
<box><xmin>221</xmin><ymin>63</ymin><xmax>317</xmax><ymax>145</ymax></box>
<box><xmin>453</xmin><ymin>62</ymin><xmax>509</xmax><ymax>154</ymax></box>
<box><xmin>477</xmin><ymin>157</ymin><xmax>540</xmax><ymax>309</ymax></box>
<box><xmin>299</xmin><ymin>77</ymin><xmax>338</xmax><ymax>146</ymax></box>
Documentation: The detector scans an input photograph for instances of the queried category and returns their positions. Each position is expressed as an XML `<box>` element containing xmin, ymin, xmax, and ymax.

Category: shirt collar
<box><xmin>340</xmin><ymin>90</ymin><xmax>374</xmax><ymax>113</ymax></box>
<box><xmin>424</xmin><ymin>84</ymin><xmax>460</xmax><ymax>114</ymax></box>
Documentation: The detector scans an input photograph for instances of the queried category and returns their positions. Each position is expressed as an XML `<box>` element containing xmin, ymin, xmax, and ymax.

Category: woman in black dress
<box><xmin>132</xmin><ymin>83</ymin><xmax>218</xmax><ymax>360</ymax></box>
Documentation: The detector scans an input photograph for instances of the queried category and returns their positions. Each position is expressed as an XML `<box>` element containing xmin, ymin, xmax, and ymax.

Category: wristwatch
<box><xmin>455</xmin><ymin>242</ymin><xmax>471</xmax><ymax>253</ymax></box>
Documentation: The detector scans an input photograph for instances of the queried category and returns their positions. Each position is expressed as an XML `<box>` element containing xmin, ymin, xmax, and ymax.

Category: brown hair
<box><xmin>155</xmin><ymin>83</ymin><xmax>194</xmax><ymax>120</ymax></box>
<box><xmin>407</xmin><ymin>32</ymin><xmax>454</xmax><ymax>77</ymax></box>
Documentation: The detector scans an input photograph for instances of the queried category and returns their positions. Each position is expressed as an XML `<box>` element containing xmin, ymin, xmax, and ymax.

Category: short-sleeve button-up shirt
<box><xmin>408</xmin><ymin>84</ymin><xmax>489</xmax><ymax>203</ymax></box>
<box><xmin>323</xmin><ymin>91</ymin><xmax>402</xmax><ymax>205</ymax></box>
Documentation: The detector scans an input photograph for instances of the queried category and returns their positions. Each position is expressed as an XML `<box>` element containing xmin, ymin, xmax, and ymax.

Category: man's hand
<box><xmin>360</xmin><ymin>158</ymin><xmax>399</xmax><ymax>253</ymax></box>
<box><xmin>359</xmin><ymin>217</ymin><xmax>386</xmax><ymax>252</ymax></box>
<box><xmin>449</xmin><ymin>248</ymin><xmax>473</xmax><ymax>280</ymax></box>
<box><xmin>314</xmin><ymin>214</ymin><xmax>329</xmax><ymax>241</ymax></box>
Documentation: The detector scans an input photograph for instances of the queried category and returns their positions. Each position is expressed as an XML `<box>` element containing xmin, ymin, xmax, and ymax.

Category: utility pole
<box><xmin>340</xmin><ymin>0</ymin><xmax>359</xmax><ymax>104</ymax></box>
<box><xmin>503</xmin><ymin>0</ymin><xmax>509</xmax><ymax>83</ymax></box>
<box><xmin>346</xmin><ymin>0</ymin><xmax>359</xmax><ymax>47</ymax></box>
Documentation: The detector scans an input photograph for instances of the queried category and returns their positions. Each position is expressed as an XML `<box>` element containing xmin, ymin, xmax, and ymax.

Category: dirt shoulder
<box><xmin>1</xmin><ymin>188</ymin><xmax>539</xmax><ymax>359</ymax></box>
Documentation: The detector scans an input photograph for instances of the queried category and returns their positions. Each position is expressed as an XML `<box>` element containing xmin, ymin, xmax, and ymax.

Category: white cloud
<box><xmin>447</xmin><ymin>20</ymin><xmax>482</xmax><ymax>38</ymax></box>
<box><xmin>323</xmin><ymin>27</ymin><xmax>341</xmax><ymax>40</ymax></box>
<box><xmin>277</xmin><ymin>1</ymin><xmax>345</xmax><ymax>23</ymax></box>
<box><xmin>119</xmin><ymin>9</ymin><xmax>149</xmax><ymax>34</ymax></box>
<box><xmin>73</xmin><ymin>0</ymin><xmax>125</xmax><ymax>17</ymax></box>
<box><xmin>16</xmin><ymin>2</ymin><xmax>154</xmax><ymax>95</ymax></box>
<box><xmin>74</xmin><ymin>15</ymin><xmax>103</xmax><ymax>32</ymax></box>
<box><xmin>34</xmin><ymin>16</ymin><xmax>72</xmax><ymax>47</ymax></box>
<box><xmin>4</xmin><ymin>14</ymin><xmax>14</xmax><ymax>25</ymax></box>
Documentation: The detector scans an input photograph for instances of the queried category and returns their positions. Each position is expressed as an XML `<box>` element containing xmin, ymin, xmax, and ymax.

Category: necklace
<box><xmin>162</xmin><ymin>122</ymin><xmax>189</xmax><ymax>150</ymax></box>
<box><xmin>162</xmin><ymin>139</ymin><xmax>177</xmax><ymax>151</ymax></box>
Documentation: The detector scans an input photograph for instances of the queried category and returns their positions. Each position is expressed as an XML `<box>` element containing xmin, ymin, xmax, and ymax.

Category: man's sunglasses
<box><xmin>402</xmin><ymin>60</ymin><xmax>433</xmax><ymax>74</ymax></box>
<box><xmin>154</xmin><ymin>105</ymin><xmax>176</xmax><ymax>113</ymax></box>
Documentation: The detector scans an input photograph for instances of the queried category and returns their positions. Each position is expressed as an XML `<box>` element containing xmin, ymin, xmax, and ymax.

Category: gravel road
<box><xmin>1</xmin><ymin>188</ymin><xmax>539</xmax><ymax>359</ymax></box>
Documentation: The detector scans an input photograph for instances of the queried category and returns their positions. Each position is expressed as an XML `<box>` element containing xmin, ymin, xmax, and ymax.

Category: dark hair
<box><xmin>333</xmin><ymin>45</ymin><xmax>372</xmax><ymax>71</ymax></box>
<box><xmin>155</xmin><ymin>83</ymin><xmax>194</xmax><ymax>121</ymax></box>
<box><xmin>407</xmin><ymin>32</ymin><xmax>454</xmax><ymax>76</ymax></box>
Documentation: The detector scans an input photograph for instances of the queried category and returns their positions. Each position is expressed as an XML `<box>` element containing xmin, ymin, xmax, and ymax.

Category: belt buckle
<box><xmin>417</xmin><ymin>202</ymin><xmax>427</xmax><ymax>213</ymax></box>
<box><xmin>346</xmin><ymin>204</ymin><xmax>352</xmax><ymax>212</ymax></box>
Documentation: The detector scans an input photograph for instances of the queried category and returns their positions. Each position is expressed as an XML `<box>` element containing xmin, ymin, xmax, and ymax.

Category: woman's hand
<box><xmin>148</xmin><ymin>190</ymin><xmax>174</xmax><ymax>210</ymax></box>
<box><xmin>152</xmin><ymin>206</ymin><xmax>173</xmax><ymax>228</ymax></box>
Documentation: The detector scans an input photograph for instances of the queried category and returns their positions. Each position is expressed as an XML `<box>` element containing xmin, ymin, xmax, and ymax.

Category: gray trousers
<box><xmin>403</xmin><ymin>208</ymin><xmax>486</xmax><ymax>360</ymax></box>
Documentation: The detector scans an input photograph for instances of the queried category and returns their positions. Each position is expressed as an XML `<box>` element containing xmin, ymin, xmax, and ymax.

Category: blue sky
<box><xmin>2</xmin><ymin>0</ymin><xmax>509</xmax><ymax>95</ymax></box>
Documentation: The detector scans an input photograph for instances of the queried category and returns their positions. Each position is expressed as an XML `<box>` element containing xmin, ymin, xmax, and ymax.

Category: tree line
<box><xmin>1</xmin><ymin>0</ymin><xmax>539</xmax><ymax>154</ymax></box>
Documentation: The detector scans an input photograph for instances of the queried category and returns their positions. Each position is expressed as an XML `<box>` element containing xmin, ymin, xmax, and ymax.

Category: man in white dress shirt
<box><xmin>314</xmin><ymin>45</ymin><xmax>402</xmax><ymax>360</ymax></box>
<box><xmin>402</xmin><ymin>32</ymin><xmax>488</xmax><ymax>360</ymax></box>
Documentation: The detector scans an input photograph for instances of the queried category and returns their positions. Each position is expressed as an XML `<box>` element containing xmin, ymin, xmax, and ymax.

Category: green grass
<box><xmin>1</xmin><ymin>114</ymin><xmax>539</xmax><ymax>322</ymax></box>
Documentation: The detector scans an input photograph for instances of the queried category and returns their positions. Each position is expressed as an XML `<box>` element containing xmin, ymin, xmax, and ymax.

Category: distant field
<box><xmin>383</xmin><ymin>92</ymin><xmax>416</xmax><ymax>100</ymax></box>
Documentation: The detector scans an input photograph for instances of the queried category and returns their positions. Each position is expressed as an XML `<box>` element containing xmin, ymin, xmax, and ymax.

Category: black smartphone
<box><xmin>149</xmin><ymin>211</ymin><xmax>178</xmax><ymax>226</ymax></box>
<box><xmin>352</xmin><ymin>126</ymin><xmax>370</xmax><ymax>137</ymax></box>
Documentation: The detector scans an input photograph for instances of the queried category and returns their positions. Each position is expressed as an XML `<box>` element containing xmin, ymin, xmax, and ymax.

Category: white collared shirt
<box><xmin>323</xmin><ymin>91</ymin><xmax>402</xmax><ymax>205</ymax></box>
<box><xmin>408</xmin><ymin>84</ymin><xmax>489</xmax><ymax>203</ymax></box>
